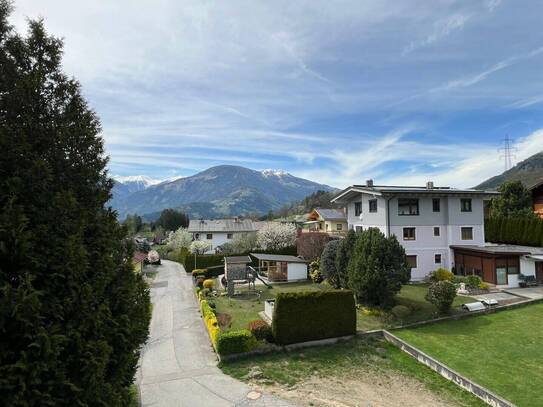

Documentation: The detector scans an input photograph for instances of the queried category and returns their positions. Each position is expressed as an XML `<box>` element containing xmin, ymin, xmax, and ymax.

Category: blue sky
<box><xmin>11</xmin><ymin>0</ymin><xmax>543</xmax><ymax>188</ymax></box>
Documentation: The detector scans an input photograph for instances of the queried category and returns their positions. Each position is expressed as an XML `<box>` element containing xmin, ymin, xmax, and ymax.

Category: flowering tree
<box><xmin>190</xmin><ymin>240</ymin><xmax>211</xmax><ymax>254</ymax></box>
<box><xmin>257</xmin><ymin>222</ymin><xmax>297</xmax><ymax>251</ymax></box>
<box><xmin>166</xmin><ymin>227</ymin><xmax>192</xmax><ymax>250</ymax></box>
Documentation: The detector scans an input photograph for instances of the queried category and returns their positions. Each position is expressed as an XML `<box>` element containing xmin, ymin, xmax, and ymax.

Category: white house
<box><xmin>187</xmin><ymin>218</ymin><xmax>257</xmax><ymax>254</ymax></box>
<box><xmin>331</xmin><ymin>180</ymin><xmax>498</xmax><ymax>281</ymax></box>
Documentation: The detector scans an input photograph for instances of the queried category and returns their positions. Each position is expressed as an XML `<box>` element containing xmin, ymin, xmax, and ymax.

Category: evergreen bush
<box><xmin>425</xmin><ymin>281</ymin><xmax>457</xmax><ymax>314</ymax></box>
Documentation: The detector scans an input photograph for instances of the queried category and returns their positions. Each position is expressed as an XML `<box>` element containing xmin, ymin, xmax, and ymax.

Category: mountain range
<box><xmin>476</xmin><ymin>151</ymin><xmax>543</xmax><ymax>190</ymax></box>
<box><xmin>111</xmin><ymin>165</ymin><xmax>334</xmax><ymax>220</ymax></box>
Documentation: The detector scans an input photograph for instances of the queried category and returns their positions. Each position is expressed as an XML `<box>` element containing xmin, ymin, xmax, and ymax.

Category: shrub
<box><xmin>216</xmin><ymin>330</ymin><xmax>258</xmax><ymax>355</ymax></box>
<box><xmin>320</xmin><ymin>240</ymin><xmax>341</xmax><ymax>288</ymax></box>
<box><xmin>429</xmin><ymin>268</ymin><xmax>454</xmax><ymax>282</ymax></box>
<box><xmin>466</xmin><ymin>275</ymin><xmax>482</xmax><ymax>289</ymax></box>
<box><xmin>272</xmin><ymin>290</ymin><xmax>356</xmax><ymax>345</ymax></box>
<box><xmin>347</xmin><ymin>228</ymin><xmax>410</xmax><ymax>307</ymax></box>
<box><xmin>196</xmin><ymin>277</ymin><xmax>205</xmax><ymax>288</ymax></box>
<box><xmin>192</xmin><ymin>268</ymin><xmax>207</xmax><ymax>277</ymax></box>
<box><xmin>203</xmin><ymin>279</ymin><xmax>214</xmax><ymax>289</ymax></box>
<box><xmin>425</xmin><ymin>281</ymin><xmax>457</xmax><ymax>314</ymax></box>
<box><xmin>310</xmin><ymin>269</ymin><xmax>324</xmax><ymax>283</ymax></box>
<box><xmin>248</xmin><ymin>320</ymin><xmax>273</xmax><ymax>342</ymax></box>
<box><xmin>335</xmin><ymin>229</ymin><xmax>357</xmax><ymax>288</ymax></box>
<box><xmin>200</xmin><ymin>300</ymin><xmax>219</xmax><ymax>347</ymax></box>
<box><xmin>452</xmin><ymin>275</ymin><xmax>468</xmax><ymax>285</ymax></box>
<box><xmin>391</xmin><ymin>305</ymin><xmax>411</xmax><ymax>320</ymax></box>
<box><xmin>479</xmin><ymin>282</ymin><xmax>490</xmax><ymax>291</ymax></box>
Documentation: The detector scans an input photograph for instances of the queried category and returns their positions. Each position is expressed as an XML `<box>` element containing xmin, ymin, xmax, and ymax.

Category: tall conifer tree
<box><xmin>0</xmin><ymin>2</ymin><xmax>150</xmax><ymax>405</ymax></box>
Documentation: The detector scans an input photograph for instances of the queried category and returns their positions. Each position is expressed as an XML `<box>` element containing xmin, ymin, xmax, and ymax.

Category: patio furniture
<box><xmin>519</xmin><ymin>274</ymin><xmax>537</xmax><ymax>288</ymax></box>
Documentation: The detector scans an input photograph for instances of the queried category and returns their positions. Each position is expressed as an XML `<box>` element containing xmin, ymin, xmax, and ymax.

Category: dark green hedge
<box><xmin>182</xmin><ymin>246</ymin><xmax>298</xmax><ymax>273</ymax></box>
<box><xmin>215</xmin><ymin>329</ymin><xmax>258</xmax><ymax>355</ymax></box>
<box><xmin>272</xmin><ymin>290</ymin><xmax>356</xmax><ymax>345</ymax></box>
<box><xmin>485</xmin><ymin>216</ymin><xmax>543</xmax><ymax>246</ymax></box>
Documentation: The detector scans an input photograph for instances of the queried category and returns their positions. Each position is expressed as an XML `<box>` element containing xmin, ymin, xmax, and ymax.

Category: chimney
<box><xmin>366</xmin><ymin>179</ymin><xmax>374</xmax><ymax>187</ymax></box>
<box><xmin>426</xmin><ymin>181</ymin><xmax>434</xmax><ymax>189</ymax></box>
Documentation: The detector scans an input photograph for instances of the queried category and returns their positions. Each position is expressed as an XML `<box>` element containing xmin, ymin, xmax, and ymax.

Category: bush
<box><xmin>391</xmin><ymin>305</ymin><xmax>411</xmax><ymax>320</ymax></box>
<box><xmin>272</xmin><ymin>290</ymin><xmax>356</xmax><ymax>345</ymax></box>
<box><xmin>425</xmin><ymin>281</ymin><xmax>457</xmax><ymax>314</ymax></box>
<box><xmin>196</xmin><ymin>277</ymin><xmax>205</xmax><ymax>288</ymax></box>
<box><xmin>479</xmin><ymin>282</ymin><xmax>490</xmax><ymax>291</ymax></box>
<box><xmin>215</xmin><ymin>330</ymin><xmax>258</xmax><ymax>355</ymax></box>
<box><xmin>335</xmin><ymin>229</ymin><xmax>357</xmax><ymax>288</ymax></box>
<box><xmin>347</xmin><ymin>228</ymin><xmax>411</xmax><ymax>307</ymax></box>
<box><xmin>320</xmin><ymin>240</ymin><xmax>341</xmax><ymax>288</ymax></box>
<box><xmin>248</xmin><ymin>320</ymin><xmax>273</xmax><ymax>342</ymax></box>
<box><xmin>200</xmin><ymin>300</ymin><xmax>219</xmax><ymax>347</ymax></box>
<box><xmin>203</xmin><ymin>279</ymin><xmax>214</xmax><ymax>289</ymax></box>
<box><xmin>452</xmin><ymin>275</ymin><xmax>468</xmax><ymax>285</ymax></box>
<box><xmin>429</xmin><ymin>268</ymin><xmax>454</xmax><ymax>282</ymax></box>
<box><xmin>310</xmin><ymin>269</ymin><xmax>324</xmax><ymax>283</ymax></box>
<box><xmin>466</xmin><ymin>275</ymin><xmax>482</xmax><ymax>289</ymax></box>
<box><xmin>192</xmin><ymin>268</ymin><xmax>207</xmax><ymax>277</ymax></box>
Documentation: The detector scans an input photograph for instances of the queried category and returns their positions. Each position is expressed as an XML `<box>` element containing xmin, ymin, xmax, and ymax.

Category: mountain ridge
<box><xmin>110</xmin><ymin>165</ymin><xmax>335</xmax><ymax>219</ymax></box>
<box><xmin>476</xmin><ymin>151</ymin><xmax>543</xmax><ymax>190</ymax></box>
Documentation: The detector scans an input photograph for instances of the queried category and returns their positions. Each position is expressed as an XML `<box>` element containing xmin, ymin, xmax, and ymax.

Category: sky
<box><xmin>9</xmin><ymin>0</ymin><xmax>543</xmax><ymax>188</ymax></box>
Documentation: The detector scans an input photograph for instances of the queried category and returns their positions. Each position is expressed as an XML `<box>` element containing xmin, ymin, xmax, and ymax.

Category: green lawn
<box><xmin>394</xmin><ymin>302</ymin><xmax>543</xmax><ymax>407</ymax></box>
<box><xmin>220</xmin><ymin>337</ymin><xmax>485</xmax><ymax>407</ymax></box>
<box><xmin>357</xmin><ymin>284</ymin><xmax>475</xmax><ymax>331</ymax></box>
<box><xmin>213</xmin><ymin>281</ymin><xmax>475</xmax><ymax>332</ymax></box>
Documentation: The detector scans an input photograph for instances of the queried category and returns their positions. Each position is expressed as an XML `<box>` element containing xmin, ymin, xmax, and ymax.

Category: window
<box><xmin>355</xmin><ymin>226</ymin><xmax>363</xmax><ymax>232</ymax></box>
<box><xmin>195</xmin><ymin>233</ymin><xmax>200</xmax><ymax>240</ymax></box>
<box><xmin>432</xmin><ymin>198</ymin><xmax>440</xmax><ymax>212</ymax></box>
<box><xmin>403</xmin><ymin>227</ymin><xmax>416</xmax><ymax>240</ymax></box>
<box><xmin>435</xmin><ymin>254</ymin><xmax>442</xmax><ymax>264</ymax></box>
<box><xmin>227</xmin><ymin>233</ymin><xmax>233</xmax><ymax>239</ymax></box>
<box><xmin>336</xmin><ymin>223</ymin><xmax>343</xmax><ymax>231</ymax></box>
<box><xmin>354</xmin><ymin>201</ymin><xmax>362</xmax><ymax>216</ymax></box>
<box><xmin>206</xmin><ymin>233</ymin><xmax>213</xmax><ymax>240</ymax></box>
<box><xmin>398</xmin><ymin>198</ymin><xmax>419</xmax><ymax>216</ymax></box>
<box><xmin>326</xmin><ymin>223</ymin><xmax>329</xmax><ymax>231</ymax></box>
<box><xmin>406</xmin><ymin>255</ymin><xmax>417</xmax><ymax>269</ymax></box>
<box><xmin>461</xmin><ymin>227</ymin><xmax>473</xmax><ymax>240</ymax></box>
<box><xmin>461</xmin><ymin>198</ymin><xmax>472</xmax><ymax>212</ymax></box>
<box><xmin>433</xmin><ymin>226</ymin><xmax>440</xmax><ymax>237</ymax></box>
<box><xmin>369</xmin><ymin>199</ymin><xmax>378</xmax><ymax>213</ymax></box>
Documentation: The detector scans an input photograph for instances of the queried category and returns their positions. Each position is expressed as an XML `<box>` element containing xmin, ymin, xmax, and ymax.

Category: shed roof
<box><xmin>224</xmin><ymin>255</ymin><xmax>252</xmax><ymax>264</ymax></box>
<box><xmin>250</xmin><ymin>253</ymin><xmax>307</xmax><ymax>263</ymax></box>
<box><xmin>451</xmin><ymin>244</ymin><xmax>543</xmax><ymax>256</ymax></box>
<box><xmin>188</xmin><ymin>219</ymin><xmax>256</xmax><ymax>233</ymax></box>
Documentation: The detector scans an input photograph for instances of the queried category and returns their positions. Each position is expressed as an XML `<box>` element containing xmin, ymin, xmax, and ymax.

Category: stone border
<box><xmin>382</xmin><ymin>330</ymin><xmax>516</xmax><ymax>407</ymax></box>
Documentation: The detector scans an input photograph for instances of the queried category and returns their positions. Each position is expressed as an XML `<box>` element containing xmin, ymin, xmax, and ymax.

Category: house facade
<box><xmin>302</xmin><ymin>208</ymin><xmax>347</xmax><ymax>235</ymax></box>
<box><xmin>331</xmin><ymin>180</ymin><xmax>497</xmax><ymax>281</ymax></box>
<box><xmin>530</xmin><ymin>179</ymin><xmax>543</xmax><ymax>218</ymax></box>
<box><xmin>187</xmin><ymin>218</ymin><xmax>257</xmax><ymax>254</ymax></box>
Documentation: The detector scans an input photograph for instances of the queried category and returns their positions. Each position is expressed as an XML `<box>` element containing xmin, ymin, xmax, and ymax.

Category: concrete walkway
<box><xmin>136</xmin><ymin>260</ymin><xmax>294</xmax><ymax>407</ymax></box>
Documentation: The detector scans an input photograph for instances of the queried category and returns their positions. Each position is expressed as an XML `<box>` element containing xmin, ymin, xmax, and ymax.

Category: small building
<box><xmin>451</xmin><ymin>244</ymin><xmax>543</xmax><ymax>287</ymax></box>
<box><xmin>132</xmin><ymin>251</ymin><xmax>147</xmax><ymax>273</ymax></box>
<box><xmin>302</xmin><ymin>208</ymin><xmax>347</xmax><ymax>235</ymax></box>
<box><xmin>250</xmin><ymin>253</ymin><xmax>308</xmax><ymax>282</ymax></box>
<box><xmin>529</xmin><ymin>179</ymin><xmax>543</xmax><ymax>218</ymax></box>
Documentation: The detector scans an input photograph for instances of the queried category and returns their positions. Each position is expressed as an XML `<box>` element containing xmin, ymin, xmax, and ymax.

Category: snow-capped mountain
<box><xmin>110</xmin><ymin>165</ymin><xmax>334</xmax><ymax>219</ymax></box>
<box><xmin>112</xmin><ymin>175</ymin><xmax>161</xmax><ymax>200</ymax></box>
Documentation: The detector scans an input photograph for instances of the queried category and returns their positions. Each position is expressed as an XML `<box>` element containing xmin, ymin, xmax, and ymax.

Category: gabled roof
<box><xmin>529</xmin><ymin>178</ymin><xmax>543</xmax><ymax>191</ymax></box>
<box><xmin>314</xmin><ymin>208</ymin><xmax>346</xmax><ymax>221</ymax></box>
<box><xmin>187</xmin><ymin>219</ymin><xmax>256</xmax><ymax>233</ymax></box>
<box><xmin>224</xmin><ymin>255</ymin><xmax>252</xmax><ymax>264</ymax></box>
<box><xmin>331</xmin><ymin>184</ymin><xmax>498</xmax><ymax>203</ymax></box>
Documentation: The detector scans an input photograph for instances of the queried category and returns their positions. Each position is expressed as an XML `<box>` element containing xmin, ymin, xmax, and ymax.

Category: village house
<box><xmin>530</xmin><ymin>178</ymin><xmax>543</xmax><ymax>218</ymax></box>
<box><xmin>187</xmin><ymin>218</ymin><xmax>257</xmax><ymax>254</ymax></box>
<box><xmin>302</xmin><ymin>208</ymin><xmax>347</xmax><ymax>235</ymax></box>
<box><xmin>331</xmin><ymin>180</ymin><xmax>499</xmax><ymax>281</ymax></box>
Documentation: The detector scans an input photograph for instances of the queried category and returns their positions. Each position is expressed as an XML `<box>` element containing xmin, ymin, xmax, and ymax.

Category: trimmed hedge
<box><xmin>485</xmin><ymin>216</ymin><xmax>543</xmax><ymax>246</ymax></box>
<box><xmin>215</xmin><ymin>330</ymin><xmax>258</xmax><ymax>355</ymax></box>
<box><xmin>200</xmin><ymin>299</ymin><xmax>220</xmax><ymax>347</ymax></box>
<box><xmin>272</xmin><ymin>290</ymin><xmax>356</xmax><ymax>345</ymax></box>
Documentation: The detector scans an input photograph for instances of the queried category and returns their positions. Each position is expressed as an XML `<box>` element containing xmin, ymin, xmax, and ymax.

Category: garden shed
<box><xmin>250</xmin><ymin>253</ymin><xmax>308</xmax><ymax>282</ymax></box>
<box><xmin>223</xmin><ymin>256</ymin><xmax>252</xmax><ymax>279</ymax></box>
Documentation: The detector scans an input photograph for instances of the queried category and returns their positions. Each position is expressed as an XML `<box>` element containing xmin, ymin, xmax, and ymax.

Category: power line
<box><xmin>498</xmin><ymin>135</ymin><xmax>517</xmax><ymax>171</ymax></box>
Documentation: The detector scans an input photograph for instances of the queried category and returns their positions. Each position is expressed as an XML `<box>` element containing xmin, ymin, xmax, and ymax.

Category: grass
<box><xmin>357</xmin><ymin>284</ymin><xmax>475</xmax><ymax>331</ymax></box>
<box><xmin>394</xmin><ymin>302</ymin><xmax>543</xmax><ymax>407</ymax></box>
<box><xmin>213</xmin><ymin>281</ymin><xmax>324</xmax><ymax>331</ymax></box>
<box><xmin>220</xmin><ymin>337</ymin><xmax>485</xmax><ymax>407</ymax></box>
<box><xmin>213</xmin><ymin>281</ymin><xmax>475</xmax><ymax>332</ymax></box>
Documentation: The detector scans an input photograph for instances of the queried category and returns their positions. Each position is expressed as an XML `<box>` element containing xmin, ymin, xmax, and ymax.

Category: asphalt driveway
<box><xmin>136</xmin><ymin>260</ymin><xmax>294</xmax><ymax>406</ymax></box>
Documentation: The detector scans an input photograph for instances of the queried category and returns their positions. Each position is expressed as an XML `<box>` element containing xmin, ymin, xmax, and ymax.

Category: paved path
<box><xmin>136</xmin><ymin>260</ymin><xmax>294</xmax><ymax>407</ymax></box>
